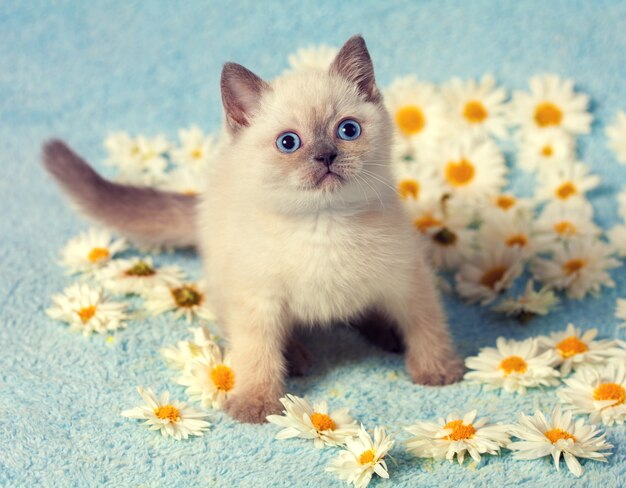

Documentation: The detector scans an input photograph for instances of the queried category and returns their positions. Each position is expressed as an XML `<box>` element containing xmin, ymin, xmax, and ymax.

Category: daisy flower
<box><xmin>479</xmin><ymin>193</ymin><xmax>535</xmax><ymax>222</ymax></box>
<box><xmin>46</xmin><ymin>283</ymin><xmax>128</xmax><ymax>335</ymax></box>
<box><xmin>516</xmin><ymin>128</ymin><xmax>576</xmax><ymax>173</ymax></box>
<box><xmin>531</xmin><ymin>239</ymin><xmax>619</xmax><ymax>300</ymax></box>
<box><xmin>537</xmin><ymin>323</ymin><xmax>624</xmax><ymax>376</ymax></box>
<box><xmin>607</xmin><ymin>224</ymin><xmax>626</xmax><ymax>257</ymax></box>
<box><xmin>161</xmin><ymin>326</ymin><xmax>220</xmax><ymax>370</ymax></box>
<box><xmin>432</xmin><ymin>135</ymin><xmax>507</xmax><ymax>202</ymax></box>
<box><xmin>464</xmin><ymin>337</ymin><xmax>561</xmax><ymax>394</ymax></box>
<box><xmin>266</xmin><ymin>394</ymin><xmax>359</xmax><ymax>448</ymax></box>
<box><xmin>121</xmin><ymin>386</ymin><xmax>210</xmax><ymax>440</ymax></box>
<box><xmin>455</xmin><ymin>244</ymin><xmax>525</xmax><ymax>305</ymax></box>
<box><xmin>391</xmin><ymin>159</ymin><xmax>441</xmax><ymax>203</ymax></box>
<box><xmin>509</xmin><ymin>74</ymin><xmax>592</xmax><ymax>136</ymax></box>
<box><xmin>558</xmin><ymin>361</ymin><xmax>626</xmax><ymax>426</ymax></box>
<box><xmin>96</xmin><ymin>256</ymin><xmax>185</xmax><ymax>297</ymax></box>
<box><xmin>286</xmin><ymin>44</ymin><xmax>339</xmax><ymax>73</ymax></box>
<box><xmin>404</xmin><ymin>410</ymin><xmax>510</xmax><ymax>464</ymax></box>
<box><xmin>534</xmin><ymin>162</ymin><xmax>600</xmax><ymax>205</ymax></box>
<box><xmin>479</xmin><ymin>212</ymin><xmax>536</xmax><ymax>257</ymax></box>
<box><xmin>442</xmin><ymin>74</ymin><xmax>509</xmax><ymax>139</ymax></box>
<box><xmin>326</xmin><ymin>426</ymin><xmax>394</xmax><ymax>488</ymax></box>
<box><xmin>170</xmin><ymin>125</ymin><xmax>219</xmax><ymax>172</ymax></box>
<box><xmin>606</xmin><ymin>110</ymin><xmax>626</xmax><ymax>165</ymax></box>
<box><xmin>491</xmin><ymin>280</ymin><xmax>559</xmax><ymax>323</ymax></box>
<box><xmin>144</xmin><ymin>282</ymin><xmax>215</xmax><ymax>323</ymax></box>
<box><xmin>158</xmin><ymin>167</ymin><xmax>204</xmax><ymax>196</ymax></box>
<box><xmin>60</xmin><ymin>227</ymin><xmax>127</xmax><ymax>275</ymax></box>
<box><xmin>508</xmin><ymin>405</ymin><xmax>612</xmax><ymax>477</ymax></box>
<box><xmin>177</xmin><ymin>347</ymin><xmax>235</xmax><ymax>409</ymax></box>
<box><xmin>533</xmin><ymin>201</ymin><xmax>600</xmax><ymax>252</ymax></box>
<box><xmin>615</xmin><ymin>298</ymin><xmax>626</xmax><ymax>328</ymax></box>
<box><xmin>104</xmin><ymin>132</ymin><xmax>170</xmax><ymax>185</ymax></box>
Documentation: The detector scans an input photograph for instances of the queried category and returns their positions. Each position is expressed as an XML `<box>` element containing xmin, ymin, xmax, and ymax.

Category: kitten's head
<box><xmin>220</xmin><ymin>36</ymin><xmax>394</xmax><ymax>213</ymax></box>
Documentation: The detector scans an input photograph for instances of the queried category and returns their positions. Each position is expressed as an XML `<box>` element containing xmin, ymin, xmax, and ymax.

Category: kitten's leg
<box><xmin>284</xmin><ymin>334</ymin><xmax>313</xmax><ymax>377</ymax></box>
<box><xmin>384</xmin><ymin>266</ymin><xmax>464</xmax><ymax>385</ymax></box>
<box><xmin>223</xmin><ymin>301</ymin><xmax>289</xmax><ymax>423</ymax></box>
<box><xmin>351</xmin><ymin>309</ymin><xmax>405</xmax><ymax>354</ymax></box>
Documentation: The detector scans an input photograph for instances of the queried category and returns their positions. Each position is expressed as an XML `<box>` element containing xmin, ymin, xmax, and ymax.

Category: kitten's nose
<box><xmin>314</xmin><ymin>151</ymin><xmax>338</xmax><ymax>167</ymax></box>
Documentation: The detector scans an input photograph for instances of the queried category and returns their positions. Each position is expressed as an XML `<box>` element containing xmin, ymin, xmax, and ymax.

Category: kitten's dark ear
<box><xmin>220</xmin><ymin>63</ymin><xmax>270</xmax><ymax>132</ymax></box>
<box><xmin>330</xmin><ymin>35</ymin><xmax>381</xmax><ymax>103</ymax></box>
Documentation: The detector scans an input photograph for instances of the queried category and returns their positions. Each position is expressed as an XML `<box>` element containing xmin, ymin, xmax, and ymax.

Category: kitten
<box><xmin>43</xmin><ymin>36</ymin><xmax>464</xmax><ymax>423</ymax></box>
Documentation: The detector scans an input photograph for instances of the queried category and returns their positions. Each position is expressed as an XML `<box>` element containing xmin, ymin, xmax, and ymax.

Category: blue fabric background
<box><xmin>1</xmin><ymin>1</ymin><xmax>625</xmax><ymax>486</ymax></box>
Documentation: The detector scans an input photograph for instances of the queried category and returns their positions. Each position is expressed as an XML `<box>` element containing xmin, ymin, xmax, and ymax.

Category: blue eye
<box><xmin>337</xmin><ymin>119</ymin><xmax>361</xmax><ymax>141</ymax></box>
<box><xmin>276</xmin><ymin>132</ymin><xmax>301</xmax><ymax>153</ymax></box>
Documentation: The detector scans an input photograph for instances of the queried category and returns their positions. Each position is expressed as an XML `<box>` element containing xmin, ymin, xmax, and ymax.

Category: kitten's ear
<box><xmin>330</xmin><ymin>35</ymin><xmax>381</xmax><ymax>103</ymax></box>
<box><xmin>220</xmin><ymin>63</ymin><xmax>270</xmax><ymax>132</ymax></box>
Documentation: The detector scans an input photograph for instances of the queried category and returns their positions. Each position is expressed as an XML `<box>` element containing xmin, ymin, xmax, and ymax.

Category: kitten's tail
<box><xmin>42</xmin><ymin>139</ymin><xmax>197</xmax><ymax>247</ymax></box>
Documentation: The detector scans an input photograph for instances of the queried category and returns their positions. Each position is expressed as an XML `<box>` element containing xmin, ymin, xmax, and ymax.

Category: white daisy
<box><xmin>286</xmin><ymin>44</ymin><xmax>338</xmax><ymax>73</ymax></box>
<box><xmin>509</xmin><ymin>74</ymin><xmax>592</xmax><ymax>136</ymax></box>
<box><xmin>516</xmin><ymin>128</ymin><xmax>576</xmax><ymax>174</ymax></box>
<box><xmin>455</xmin><ymin>244</ymin><xmax>525</xmax><ymax>305</ymax></box>
<box><xmin>326</xmin><ymin>426</ymin><xmax>394</xmax><ymax>488</ymax></box>
<box><xmin>508</xmin><ymin>405</ymin><xmax>612</xmax><ymax>477</ymax></box>
<box><xmin>161</xmin><ymin>326</ymin><xmax>220</xmax><ymax>370</ymax></box>
<box><xmin>266</xmin><ymin>394</ymin><xmax>359</xmax><ymax>449</ymax></box>
<box><xmin>534</xmin><ymin>162</ymin><xmax>600</xmax><ymax>205</ymax></box>
<box><xmin>615</xmin><ymin>298</ymin><xmax>626</xmax><ymax>328</ymax></box>
<box><xmin>120</xmin><ymin>386</ymin><xmax>210</xmax><ymax>440</ymax></box>
<box><xmin>479</xmin><ymin>193</ymin><xmax>535</xmax><ymax>222</ymax></box>
<box><xmin>533</xmin><ymin>201</ymin><xmax>600</xmax><ymax>252</ymax></box>
<box><xmin>158</xmin><ymin>167</ymin><xmax>204</xmax><ymax>196</ymax></box>
<box><xmin>177</xmin><ymin>347</ymin><xmax>235</xmax><ymax>410</ymax></box>
<box><xmin>464</xmin><ymin>337</ymin><xmax>561</xmax><ymax>394</ymax></box>
<box><xmin>537</xmin><ymin>323</ymin><xmax>624</xmax><ymax>376</ymax></box>
<box><xmin>104</xmin><ymin>132</ymin><xmax>170</xmax><ymax>185</ymax></box>
<box><xmin>144</xmin><ymin>282</ymin><xmax>215</xmax><ymax>323</ymax></box>
<box><xmin>558</xmin><ymin>361</ymin><xmax>626</xmax><ymax>426</ymax></box>
<box><xmin>442</xmin><ymin>74</ymin><xmax>509</xmax><ymax>139</ymax></box>
<box><xmin>531</xmin><ymin>239</ymin><xmax>619</xmax><ymax>300</ymax></box>
<box><xmin>170</xmin><ymin>125</ymin><xmax>219</xmax><ymax>172</ymax></box>
<box><xmin>96</xmin><ymin>256</ymin><xmax>185</xmax><ymax>297</ymax></box>
<box><xmin>404</xmin><ymin>410</ymin><xmax>510</xmax><ymax>465</ymax></box>
<box><xmin>491</xmin><ymin>280</ymin><xmax>559</xmax><ymax>323</ymax></box>
<box><xmin>432</xmin><ymin>135</ymin><xmax>507</xmax><ymax>202</ymax></box>
<box><xmin>606</xmin><ymin>110</ymin><xmax>626</xmax><ymax>165</ymax></box>
<box><xmin>391</xmin><ymin>159</ymin><xmax>441</xmax><ymax>203</ymax></box>
<box><xmin>46</xmin><ymin>283</ymin><xmax>128</xmax><ymax>335</ymax></box>
<box><xmin>60</xmin><ymin>227</ymin><xmax>127</xmax><ymax>275</ymax></box>
<box><xmin>479</xmin><ymin>212</ymin><xmax>536</xmax><ymax>258</ymax></box>
<box><xmin>607</xmin><ymin>224</ymin><xmax>626</xmax><ymax>257</ymax></box>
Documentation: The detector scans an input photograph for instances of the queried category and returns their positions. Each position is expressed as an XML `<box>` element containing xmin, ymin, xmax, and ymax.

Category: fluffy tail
<box><xmin>42</xmin><ymin>139</ymin><xmax>197</xmax><ymax>247</ymax></box>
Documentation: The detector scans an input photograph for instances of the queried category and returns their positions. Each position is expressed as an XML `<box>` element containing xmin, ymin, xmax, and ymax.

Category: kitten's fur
<box><xmin>43</xmin><ymin>36</ymin><xmax>464</xmax><ymax>423</ymax></box>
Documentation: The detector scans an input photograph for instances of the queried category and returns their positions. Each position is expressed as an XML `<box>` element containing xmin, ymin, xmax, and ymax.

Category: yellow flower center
<box><xmin>499</xmin><ymin>355</ymin><xmax>528</xmax><ymax>375</ymax></box>
<box><xmin>395</xmin><ymin>106</ymin><xmax>426</xmax><ymax>135</ymax></box>
<box><xmin>171</xmin><ymin>285</ymin><xmax>203</xmax><ymax>308</ymax></box>
<box><xmin>125</xmin><ymin>260</ymin><xmax>156</xmax><ymax>277</ymax></box>
<box><xmin>445</xmin><ymin>159</ymin><xmax>475</xmax><ymax>187</ymax></box>
<box><xmin>555</xmin><ymin>336</ymin><xmax>589</xmax><ymax>358</ymax></box>
<box><xmin>496</xmin><ymin>195</ymin><xmax>516</xmax><ymax>210</ymax></box>
<box><xmin>130</xmin><ymin>145</ymin><xmax>140</xmax><ymax>156</ymax></box>
<box><xmin>554</xmin><ymin>221</ymin><xmax>577</xmax><ymax>236</ymax></box>
<box><xmin>210</xmin><ymin>364</ymin><xmax>235</xmax><ymax>392</ymax></box>
<box><xmin>310</xmin><ymin>412</ymin><xmax>336</xmax><ymax>432</ymax></box>
<box><xmin>534</xmin><ymin>102</ymin><xmax>563</xmax><ymax>127</ymax></box>
<box><xmin>563</xmin><ymin>258</ymin><xmax>586</xmax><ymax>275</ymax></box>
<box><xmin>593</xmin><ymin>383</ymin><xmax>626</xmax><ymax>404</ymax></box>
<box><xmin>480</xmin><ymin>266</ymin><xmax>507</xmax><ymax>289</ymax></box>
<box><xmin>154</xmin><ymin>404</ymin><xmax>180</xmax><ymax>422</ymax></box>
<box><xmin>463</xmin><ymin>100</ymin><xmax>488</xmax><ymax>123</ymax></box>
<box><xmin>77</xmin><ymin>305</ymin><xmax>97</xmax><ymax>323</ymax></box>
<box><xmin>358</xmin><ymin>449</ymin><xmax>376</xmax><ymax>465</ymax></box>
<box><xmin>555</xmin><ymin>182</ymin><xmax>577</xmax><ymax>200</ymax></box>
<box><xmin>505</xmin><ymin>234</ymin><xmax>529</xmax><ymax>247</ymax></box>
<box><xmin>414</xmin><ymin>214</ymin><xmax>443</xmax><ymax>233</ymax></box>
<box><xmin>182</xmin><ymin>189</ymin><xmax>199</xmax><ymax>196</ymax></box>
<box><xmin>443</xmin><ymin>419</ymin><xmax>476</xmax><ymax>440</ymax></box>
<box><xmin>545</xmin><ymin>428</ymin><xmax>576</xmax><ymax>444</ymax></box>
<box><xmin>191</xmin><ymin>148</ymin><xmax>203</xmax><ymax>159</ymax></box>
<box><xmin>398</xmin><ymin>179</ymin><xmax>420</xmax><ymax>200</ymax></box>
<box><xmin>88</xmin><ymin>247</ymin><xmax>110</xmax><ymax>263</ymax></box>
<box><xmin>541</xmin><ymin>145</ymin><xmax>554</xmax><ymax>157</ymax></box>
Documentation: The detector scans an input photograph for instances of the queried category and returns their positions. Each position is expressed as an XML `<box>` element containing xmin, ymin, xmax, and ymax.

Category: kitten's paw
<box><xmin>285</xmin><ymin>339</ymin><xmax>312</xmax><ymax>377</ymax></box>
<box><xmin>225</xmin><ymin>391</ymin><xmax>282</xmax><ymax>424</ymax></box>
<box><xmin>407</xmin><ymin>354</ymin><xmax>465</xmax><ymax>386</ymax></box>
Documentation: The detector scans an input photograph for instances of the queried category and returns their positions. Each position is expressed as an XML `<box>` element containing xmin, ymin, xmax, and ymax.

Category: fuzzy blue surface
<box><xmin>1</xmin><ymin>1</ymin><xmax>625</xmax><ymax>486</ymax></box>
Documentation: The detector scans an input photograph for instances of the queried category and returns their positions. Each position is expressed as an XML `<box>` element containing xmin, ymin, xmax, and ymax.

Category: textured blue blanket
<box><xmin>1</xmin><ymin>1</ymin><xmax>625</xmax><ymax>486</ymax></box>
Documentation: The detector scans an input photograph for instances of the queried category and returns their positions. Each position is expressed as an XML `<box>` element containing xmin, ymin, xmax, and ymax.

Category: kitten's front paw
<box><xmin>407</xmin><ymin>353</ymin><xmax>465</xmax><ymax>386</ymax></box>
<box><xmin>225</xmin><ymin>391</ymin><xmax>282</xmax><ymax>424</ymax></box>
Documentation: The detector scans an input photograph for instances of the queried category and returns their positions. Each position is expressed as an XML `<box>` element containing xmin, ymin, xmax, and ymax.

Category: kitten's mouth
<box><xmin>314</xmin><ymin>170</ymin><xmax>344</xmax><ymax>189</ymax></box>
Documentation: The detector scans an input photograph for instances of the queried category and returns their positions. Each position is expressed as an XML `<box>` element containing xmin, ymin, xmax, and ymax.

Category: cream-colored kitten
<box><xmin>43</xmin><ymin>36</ymin><xmax>464</xmax><ymax>423</ymax></box>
